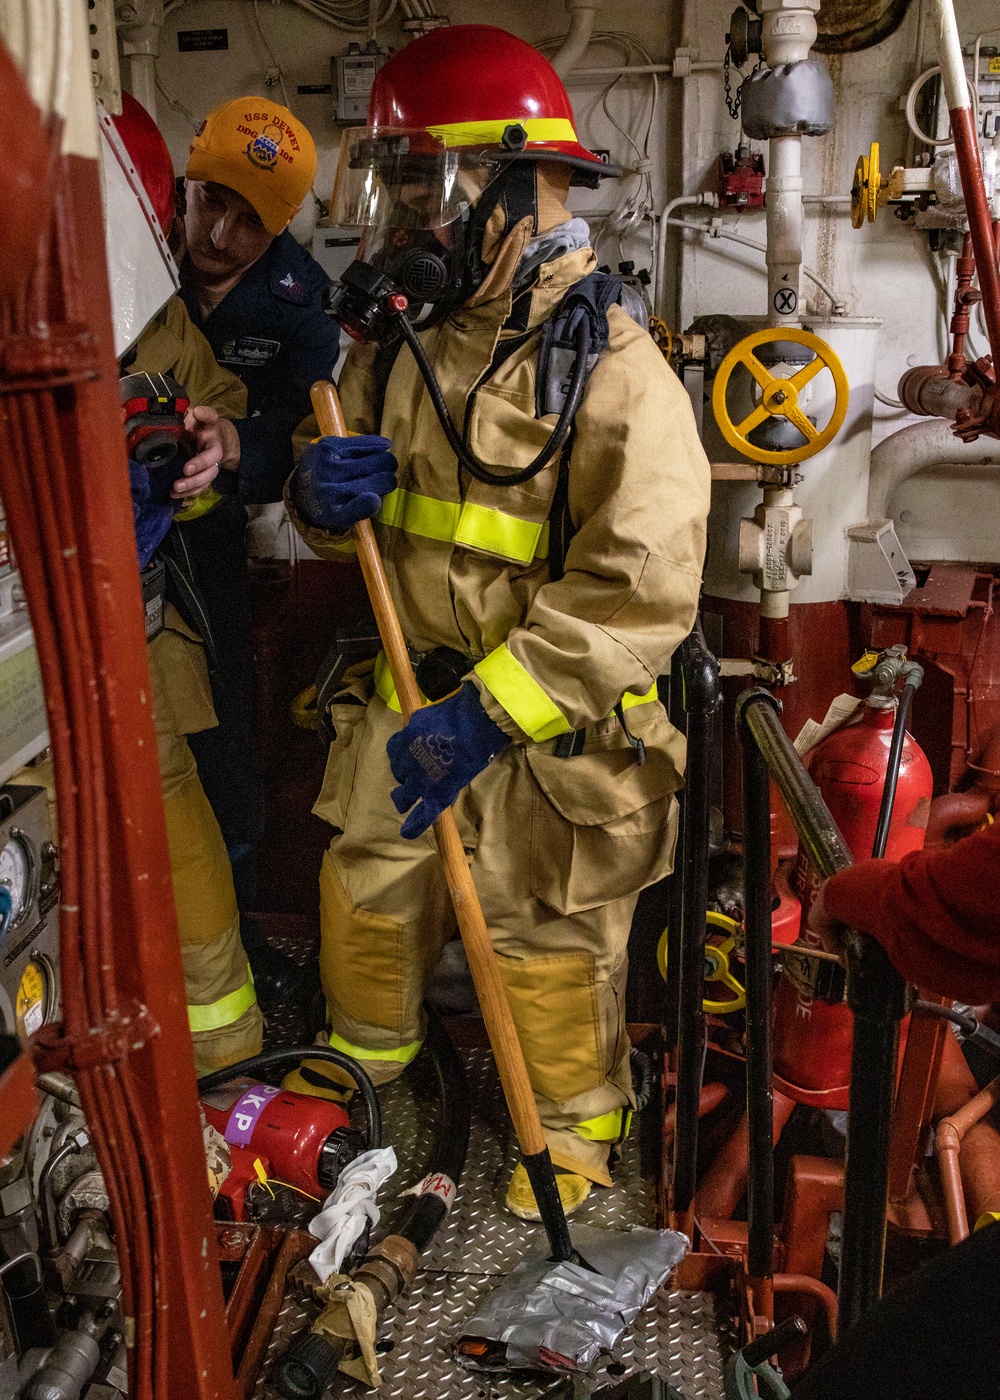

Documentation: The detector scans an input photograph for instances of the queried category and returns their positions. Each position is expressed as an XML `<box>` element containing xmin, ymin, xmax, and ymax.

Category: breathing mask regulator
<box><xmin>120</xmin><ymin>371</ymin><xmax>220</xmax><ymax>521</ymax></box>
<box><xmin>325</xmin><ymin>125</ymin><xmax>594</xmax><ymax>489</ymax></box>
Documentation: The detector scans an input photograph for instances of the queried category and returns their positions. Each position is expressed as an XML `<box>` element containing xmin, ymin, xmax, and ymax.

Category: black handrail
<box><xmin>739</xmin><ymin>693</ymin><xmax>777</xmax><ymax>1287</ymax></box>
<box><xmin>668</xmin><ymin>623</ymin><xmax>721</xmax><ymax>1220</ymax></box>
<box><xmin>736</xmin><ymin>688</ymin><xmax>910</xmax><ymax>1333</ymax></box>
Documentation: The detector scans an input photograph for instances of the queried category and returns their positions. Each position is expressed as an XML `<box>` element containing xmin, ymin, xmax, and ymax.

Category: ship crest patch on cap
<box><xmin>246</xmin><ymin>121</ymin><xmax>283</xmax><ymax>172</ymax></box>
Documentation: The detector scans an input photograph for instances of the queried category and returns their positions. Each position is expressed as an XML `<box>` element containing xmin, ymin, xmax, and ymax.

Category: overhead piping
<box><xmin>550</xmin><ymin>0</ymin><xmax>603</xmax><ymax>78</ymax></box>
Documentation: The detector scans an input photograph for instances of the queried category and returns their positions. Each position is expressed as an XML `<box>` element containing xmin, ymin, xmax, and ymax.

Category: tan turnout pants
<box><xmin>148</xmin><ymin>611</ymin><xmax>262</xmax><ymax>1074</ymax></box>
<box><xmin>314</xmin><ymin>691</ymin><xmax>680</xmax><ymax>1184</ymax></box>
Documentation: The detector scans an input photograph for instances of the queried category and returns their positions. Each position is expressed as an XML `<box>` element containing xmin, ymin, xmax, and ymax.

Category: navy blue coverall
<box><xmin>178</xmin><ymin>230</ymin><xmax>340</xmax><ymax>902</ymax></box>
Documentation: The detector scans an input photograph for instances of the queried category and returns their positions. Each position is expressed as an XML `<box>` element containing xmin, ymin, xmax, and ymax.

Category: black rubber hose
<box><xmin>871</xmin><ymin>674</ymin><xmax>921</xmax><ymax>860</ymax></box>
<box><xmin>197</xmin><ymin>1046</ymin><xmax>381</xmax><ymax>1151</ymax></box>
<box><xmin>398</xmin><ymin>313</ymin><xmax>591</xmax><ymax>488</ymax></box>
<box><xmin>813</xmin><ymin>0</ymin><xmax>911</xmax><ymax>53</ymax></box>
<box><xmin>395</xmin><ymin>1008</ymin><xmax>471</xmax><ymax>1254</ymax></box>
<box><xmin>914</xmin><ymin>1000</ymin><xmax>1000</xmax><ymax>1058</ymax></box>
<box><xmin>630</xmin><ymin>1047</ymin><xmax>655</xmax><ymax>1114</ymax></box>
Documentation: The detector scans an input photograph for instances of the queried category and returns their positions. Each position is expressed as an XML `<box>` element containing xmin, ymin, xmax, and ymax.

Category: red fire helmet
<box><xmin>368</xmin><ymin>25</ymin><xmax>617</xmax><ymax>183</ymax></box>
<box><xmin>110</xmin><ymin>91</ymin><xmax>177</xmax><ymax>236</ymax></box>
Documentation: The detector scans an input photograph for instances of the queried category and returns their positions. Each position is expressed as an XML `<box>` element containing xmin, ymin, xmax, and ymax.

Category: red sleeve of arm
<box><xmin>820</xmin><ymin>822</ymin><xmax>1000</xmax><ymax>1003</ymax></box>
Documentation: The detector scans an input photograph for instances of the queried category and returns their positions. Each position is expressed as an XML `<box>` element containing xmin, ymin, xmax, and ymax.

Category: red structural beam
<box><xmin>0</xmin><ymin>37</ymin><xmax>235</xmax><ymax>1400</ymax></box>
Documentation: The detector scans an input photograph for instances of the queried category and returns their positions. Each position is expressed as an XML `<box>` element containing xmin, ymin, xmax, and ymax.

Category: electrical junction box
<box><xmin>333</xmin><ymin>44</ymin><xmax>390</xmax><ymax>123</ymax></box>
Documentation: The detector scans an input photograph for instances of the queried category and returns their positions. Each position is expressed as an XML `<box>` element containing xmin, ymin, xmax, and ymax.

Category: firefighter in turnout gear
<box><xmin>111</xmin><ymin>94</ymin><xmax>263</xmax><ymax>1073</ymax></box>
<box><xmin>285</xmin><ymin>25</ymin><xmax>710</xmax><ymax>1218</ymax></box>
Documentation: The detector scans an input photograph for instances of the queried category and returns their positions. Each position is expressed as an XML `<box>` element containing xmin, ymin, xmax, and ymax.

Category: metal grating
<box><xmin>249</xmin><ymin>1043</ymin><xmax>735</xmax><ymax>1400</ymax></box>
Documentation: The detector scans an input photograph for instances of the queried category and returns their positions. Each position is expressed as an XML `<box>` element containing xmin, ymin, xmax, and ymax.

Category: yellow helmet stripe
<box><xmin>425</xmin><ymin>117</ymin><xmax>580</xmax><ymax>149</ymax></box>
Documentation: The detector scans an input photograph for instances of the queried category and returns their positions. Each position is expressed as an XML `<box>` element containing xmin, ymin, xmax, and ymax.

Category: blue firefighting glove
<box><xmin>291</xmin><ymin>435</ymin><xmax>398</xmax><ymax>534</ymax></box>
<box><xmin>129</xmin><ymin>459</ymin><xmax>175</xmax><ymax>570</ymax></box>
<box><xmin>387</xmin><ymin>682</ymin><xmax>512</xmax><ymax>839</ymax></box>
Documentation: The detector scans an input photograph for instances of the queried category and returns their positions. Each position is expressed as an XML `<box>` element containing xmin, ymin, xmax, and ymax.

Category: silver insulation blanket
<box><xmin>457</xmin><ymin>1225</ymin><xmax>689</xmax><ymax>1375</ymax></box>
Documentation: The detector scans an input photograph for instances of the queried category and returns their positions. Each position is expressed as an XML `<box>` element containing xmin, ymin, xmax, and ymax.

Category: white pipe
<box><xmin>758</xmin><ymin>4</ymin><xmax>816</xmax><ymax>331</ymax></box>
<box><xmin>867</xmin><ymin>419</ymin><xmax>1000</xmax><ymax>521</ymax></box>
<box><xmin>551</xmin><ymin>0</ymin><xmax>602</xmax><ymax>79</ymax></box>
<box><xmin>654</xmin><ymin>193</ymin><xmax>719</xmax><ymax>318</ymax></box>
<box><xmin>563</xmin><ymin>61</ymin><xmax>725</xmax><ymax>77</ymax></box>
<box><xmin>930</xmin><ymin>0</ymin><xmax>972</xmax><ymax>113</ymax></box>
<box><xmin>125</xmin><ymin>52</ymin><xmax>158</xmax><ymax>122</ymax></box>
<box><xmin>766</xmin><ymin>135</ymin><xmax>803</xmax><ymax>327</ymax></box>
<box><xmin>665</xmin><ymin>217</ymin><xmax>848</xmax><ymax>314</ymax></box>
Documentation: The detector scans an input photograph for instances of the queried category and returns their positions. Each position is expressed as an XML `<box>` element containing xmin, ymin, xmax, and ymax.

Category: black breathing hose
<box><xmin>398</xmin><ymin>313</ymin><xmax>591</xmax><ymax>488</ymax></box>
<box><xmin>196</xmin><ymin>1045</ymin><xmax>382</xmax><ymax>1151</ymax></box>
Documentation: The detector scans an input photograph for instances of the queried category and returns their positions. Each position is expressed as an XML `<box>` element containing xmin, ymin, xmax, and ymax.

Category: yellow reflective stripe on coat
<box><xmin>425</xmin><ymin>117</ymin><xmax>579</xmax><ymax>149</ymax></box>
<box><xmin>621</xmin><ymin>682</ymin><xmax>659</xmax><ymax>710</ymax></box>
<box><xmin>475</xmin><ymin>647</ymin><xmax>659</xmax><ymax>744</ymax></box>
<box><xmin>377</xmin><ymin>488</ymin><xmax>549</xmax><ymax>565</ymax></box>
<box><xmin>574</xmin><ymin>1108</ymin><xmax>632</xmax><ymax>1142</ymax></box>
<box><xmin>475</xmin><ymin>645</ymin><xmax>572</xmax><ymax>743</ymax></box>
<box><xmin>374</xmin><ymin>651</ymin><xmax>432</xmax><ymax>713</ymax></box>
<box><xmin>188</xmin><ymin>964</ymin><xmax>256</xmax><ymax>1034</ymax></box>
<box><xmin>328</xmin><ymin>1030</ymin><xmax>423</xmax><ymax>1065</ymax></box>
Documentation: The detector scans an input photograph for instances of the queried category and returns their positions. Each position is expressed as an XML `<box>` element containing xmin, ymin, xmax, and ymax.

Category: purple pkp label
<box><xmin>225</xmin><ymin>1083</ymin><xmax>282</xmax><ymax>1147</ymax></box>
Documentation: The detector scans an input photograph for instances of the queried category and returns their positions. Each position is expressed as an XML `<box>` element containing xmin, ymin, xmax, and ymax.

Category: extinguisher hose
<box><xmin>196</xmin><ymin>1046</ymin><xmax>382</xmax><ymax>1150</ymax></box>
<box><xmin>872</xmin><ymin>668</ymin><xmax>924</xmax><ymax>860</ymax></box>
<box><xmin>396</xmin><ymin>1008</ymin><xmax>471</xmax><ymax>1254</ymax></box>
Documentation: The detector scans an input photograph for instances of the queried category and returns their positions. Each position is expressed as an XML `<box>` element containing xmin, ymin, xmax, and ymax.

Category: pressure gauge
<box><xmin>15</xmin><ymin>958</ymin><xmax>50</xmax><ymax>1040</ymax></box>
<box><xmin>0</xmin><ymin>830</ymin><xmax>33</xmax><ymax>932</ymax></box>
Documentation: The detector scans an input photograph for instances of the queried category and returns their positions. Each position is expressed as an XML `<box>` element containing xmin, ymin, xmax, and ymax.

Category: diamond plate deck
<box><xmin>250</xmin><ymin>1040</ymin><xmax>735</xmax><ymax>1400</ymax></box>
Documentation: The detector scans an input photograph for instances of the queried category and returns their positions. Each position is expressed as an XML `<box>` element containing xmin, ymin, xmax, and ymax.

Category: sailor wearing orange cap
<box><xmin>177</xmin><ymin>98</ymin><xmax>340</xmax><ymax>907</ymax></box>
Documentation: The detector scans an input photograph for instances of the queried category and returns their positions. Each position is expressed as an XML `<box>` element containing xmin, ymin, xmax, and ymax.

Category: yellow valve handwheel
<box><xmin>657</xmin><ymin>911</ymin><xmax>747</xmax><ymax>1015</ymax></box>
<box><xmin>851</xmin><ymin>141</ymin><xmax>883</xmax><ymax>229</ymax></box>
<box><xmin>712</xmin><ymin>326</ymin><xmax>850</xmax><ymax>467</ymax></box>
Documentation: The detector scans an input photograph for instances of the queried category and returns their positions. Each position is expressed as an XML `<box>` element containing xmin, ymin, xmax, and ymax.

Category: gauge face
<box><xmin>0</xmin><ymin>833</ymin><xmax>32</xmax><ymax>931</ymax></box>
<box><xmin>16</xmin><ymin>959</ymin><xmax>48</xmax><ymax>1040</ymax></box>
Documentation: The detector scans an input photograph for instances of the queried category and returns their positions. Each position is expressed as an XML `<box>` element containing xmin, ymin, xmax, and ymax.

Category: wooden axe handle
<box><xmin>308</xmin><ymin>380</ymin><xmax>546</xmax><ymax>1157</ymax></box>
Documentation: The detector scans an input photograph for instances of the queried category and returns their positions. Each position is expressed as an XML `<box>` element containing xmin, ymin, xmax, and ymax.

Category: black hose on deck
<box><xmin>396</xmin><ymin>1009</ymin><xmax>471</xmax><ymax>1254</ymax></box>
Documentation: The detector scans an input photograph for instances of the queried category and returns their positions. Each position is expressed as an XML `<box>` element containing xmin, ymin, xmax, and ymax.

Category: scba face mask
<box><xmin>326</xmin><ymin>126</ymin><xmax>508</xmax><ymax>336</ymax></box>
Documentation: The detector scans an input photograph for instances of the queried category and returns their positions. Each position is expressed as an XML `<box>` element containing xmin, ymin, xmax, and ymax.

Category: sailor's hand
<box><xmin>810</xmin><ymin>883</ymin><xmax>849</xmax><ymax>957</ymax></box>
<box><xmin>175</xmin><ymin>406</ymin><xmax>240</xmax><ymax>498</ymax></box>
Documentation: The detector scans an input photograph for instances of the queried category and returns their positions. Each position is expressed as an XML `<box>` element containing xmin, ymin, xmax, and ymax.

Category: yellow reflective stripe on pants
<box><xmin>574</xmin><ymin>1107</ymin><xmax>632</xmax><ymax>1141</ymax></box>
<box><xmin>377</xmin><ymin>487</ymin><xmax>549</xmax><ymax>565</ymax></box>
<box><xmin>328</xmin><ymin>1030</ymin><xmax>423</xmax><ymax>1065</ymax></box>
<box><xmin>187</xmin><ymin>964</ymin><xmax>256</xmax><ymax>1034</ymax></box>
<box><xmin>425</xmin><ymin>117</ymin><xmax>579</xmax><ymax>149</ymax></box>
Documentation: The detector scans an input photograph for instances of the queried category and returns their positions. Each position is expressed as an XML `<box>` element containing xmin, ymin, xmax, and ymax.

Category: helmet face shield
<box><xmin>331</xmin><ymin>126</ymin><xmax>503</xmax><ymax>234</ymax></box>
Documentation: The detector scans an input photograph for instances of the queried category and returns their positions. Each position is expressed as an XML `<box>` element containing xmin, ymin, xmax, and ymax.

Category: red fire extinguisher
<box><xmin>771</xmin><ymin>651</ymin><xmax>932</xmax><ymax>1109</ymax></box>
<box><xmin>201</xmin><ymin>1080</ymin><xmax>363</xmax><ymax>1209</ymax></box>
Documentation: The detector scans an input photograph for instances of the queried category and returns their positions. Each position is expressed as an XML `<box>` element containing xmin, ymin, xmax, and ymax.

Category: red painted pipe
<box><xmin>695</xmin><ymin>1089</ymin><xmax>797</xmax><ymax>1220</ymax></box>
<box><xmin>773</xmin><ymin>1273</ymin><xmax>838</xmax><ymax>1343</ymax></box>
<box><xmin>950</xmin><ymin>106</ymin><xmax>1000</xmax><ymax>369</ymax></box>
